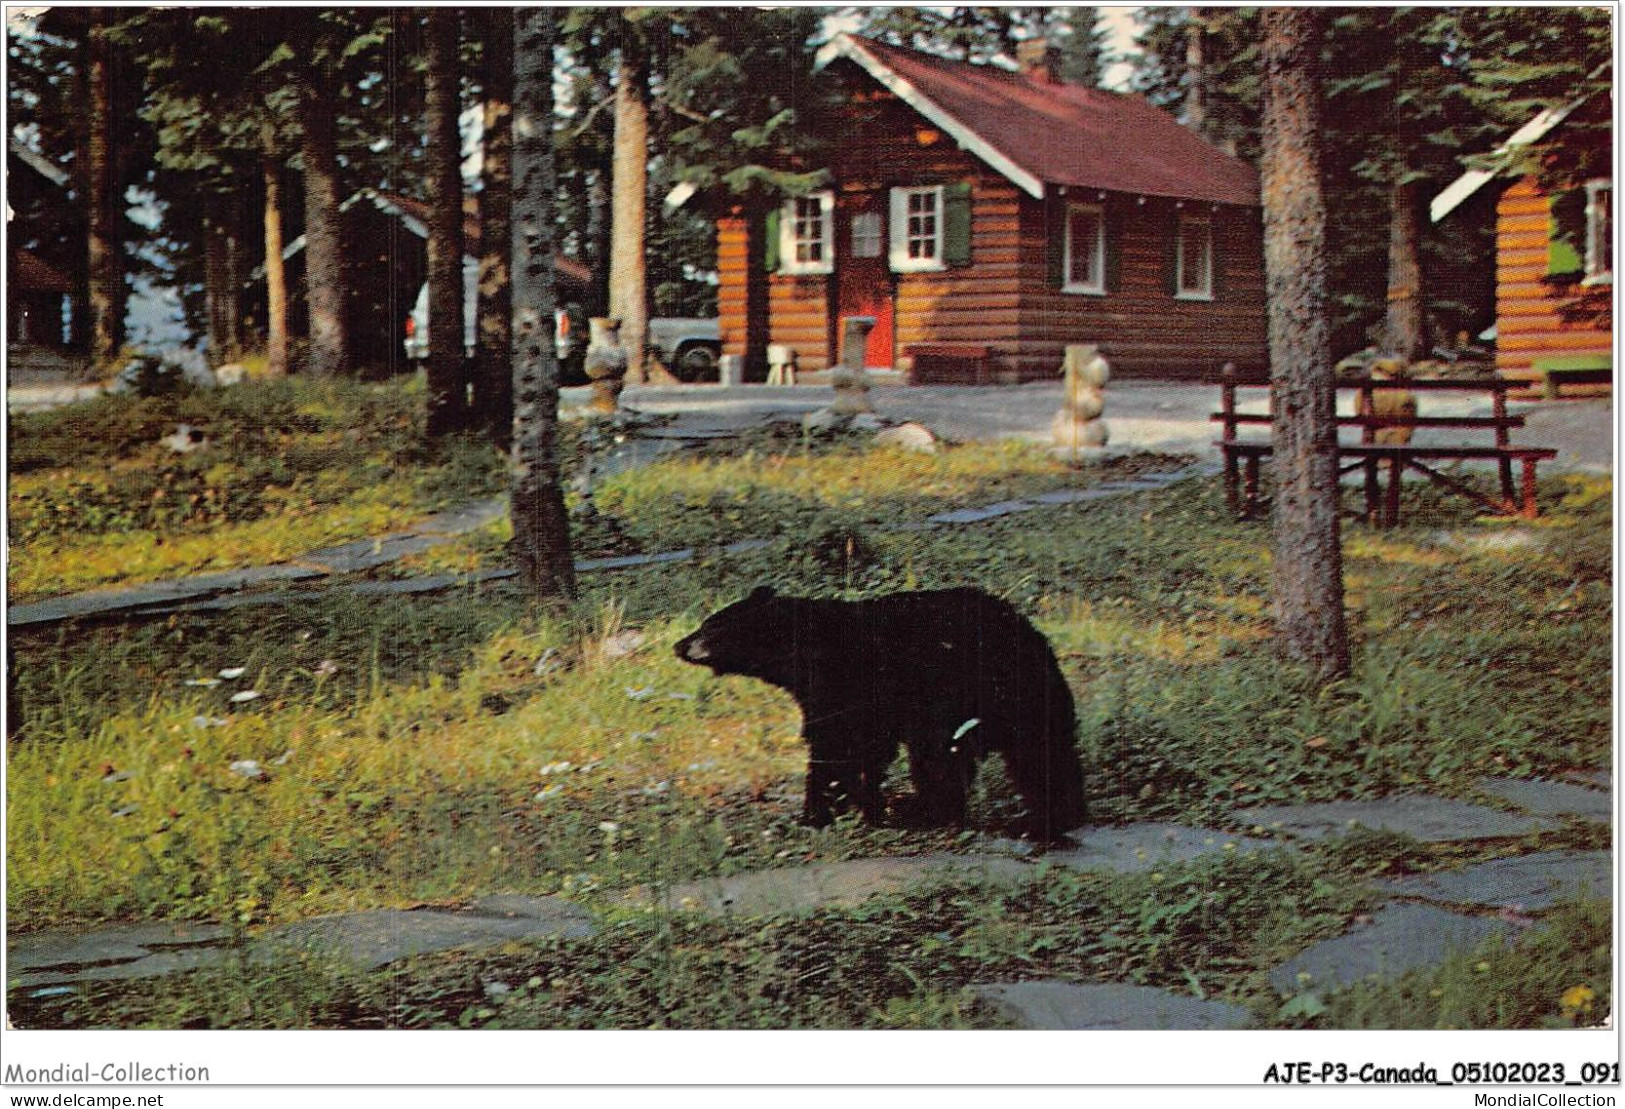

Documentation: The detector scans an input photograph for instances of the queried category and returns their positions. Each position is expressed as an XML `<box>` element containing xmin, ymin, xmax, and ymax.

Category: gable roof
<box><xmin>10</xmin><ymin>247</ymin><xmax>74</xmax><ymax>291</ymax></box>
<box><xmin>8</xmin><ymin>138</ymin><xmax>69</xmax><ymax>189</ymax></box>
<box><xmin>269</xmin><ymin>187</ymin><xmax>593</xmax><ymax>291</ymax></box>
<box><xmin>826</xmin><ymin>34</ymin><xmax>1259</xmax><ymax>207</ymax></box>
<box><xmin>1430</xmin><ymin>101</ymin><xmax>1581</xmax><ymax>223</ymax></box>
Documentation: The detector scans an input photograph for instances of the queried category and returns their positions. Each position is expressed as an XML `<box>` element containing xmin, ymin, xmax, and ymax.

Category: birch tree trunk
<box><xmin>1260</xmin><ymin>6</ymin><xmax>1350</xmax><ymax>682</ymax></box>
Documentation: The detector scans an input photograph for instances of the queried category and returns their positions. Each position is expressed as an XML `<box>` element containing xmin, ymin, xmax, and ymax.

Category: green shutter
<box><xmin>943</xmin><ymin>181</ymin><xmax>973</xmax><ymax>267</ymax></box>
<box><xmin>1548</xmin><ymin>188</ymin><xmax>1586</xmax><ymax>278</ymax></box>
<box><xmin>763</xmin><ymin>207</ymin><xmax>781</xmax><ymax>273</ymax></box>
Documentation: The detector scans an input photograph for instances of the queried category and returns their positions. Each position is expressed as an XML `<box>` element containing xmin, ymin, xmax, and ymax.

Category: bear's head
<box><xmin>673</xmin><ymin>585</ymin><xmax>790</xmax><ymax>683</ymax></box>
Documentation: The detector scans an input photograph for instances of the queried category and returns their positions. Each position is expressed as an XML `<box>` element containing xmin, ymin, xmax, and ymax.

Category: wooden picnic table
<box><xmin>1213</xmin><ymin>371</ymin><xmax>1558</xmax><ymax>527</ymax></box>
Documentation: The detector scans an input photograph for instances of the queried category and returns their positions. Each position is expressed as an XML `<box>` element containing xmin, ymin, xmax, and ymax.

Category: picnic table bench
<box><xmin>1213</xmin><ymin>370</ymin><xmax>1558</xmax><ymax>527</ymax></box>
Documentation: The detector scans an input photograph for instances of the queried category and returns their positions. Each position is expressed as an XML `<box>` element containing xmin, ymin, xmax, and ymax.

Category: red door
<box><xmin>835</xmin><ymin>190</ymin><xmax>895</xmax><ymax>369</ymax></box>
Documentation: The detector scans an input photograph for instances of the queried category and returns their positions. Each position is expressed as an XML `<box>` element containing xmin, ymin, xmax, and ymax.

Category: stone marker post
<box><xmin>829</xmin><ymin>316</ymin><xmax>876</xmax><ymax>416</ymax></box>
<box><xmin>1051</xmin><ymin>343</ymin><xmax>1111</xmax><ymax>455</ymax></box>
<box><xmin>583</xmin><ymin>317</ymin><xmax>628</xmax><ymax>415</ymax></box>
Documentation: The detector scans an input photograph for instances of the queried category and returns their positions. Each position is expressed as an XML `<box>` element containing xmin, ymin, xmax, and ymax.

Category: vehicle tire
<box><xmin>674</xmin><ymin>342</ymin><xmax>720</xmax><ymax>382</ymax></box>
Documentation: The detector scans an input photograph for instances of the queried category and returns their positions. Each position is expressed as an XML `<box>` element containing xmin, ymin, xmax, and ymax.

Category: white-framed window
<box><xmin>780</xmin><ymin>191</ymin><xmax>834</xmax><ymax>275</ymax></box>
<box><xmin>1063</xmin><ymin>203</ymin><xmax>1106</xmax><ymax>295</ymax></box>
<box><xmin>1584</xmin><ymin>178</ymin><xmax>1612</xmax><ymax>284</ymax></box>
<box><xmin>1175</xmin><ymin>213</ymin><xmax>1214</xmax><ymax>300</ymax></box>
<box><xmin>850</xmin><ymin>211</ymin><xmax>883</xmax><ymax>259</ymax></box>
<box><xmin>889</xmin><ymin>185</ymin><xmax>945</xmax><ymax>272</ymax></box>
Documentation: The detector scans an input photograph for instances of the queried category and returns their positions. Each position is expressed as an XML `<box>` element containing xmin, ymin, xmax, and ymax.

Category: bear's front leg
<box><xmin>801</xmin><ymin>720</ymin><xmax>885</xmax><ymax>826</ymax></box>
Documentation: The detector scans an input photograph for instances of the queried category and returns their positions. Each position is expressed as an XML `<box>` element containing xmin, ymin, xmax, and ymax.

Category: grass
<box><xmin>5</xmin><ymin>396</ymin><xmax>1611</xmax><ymax>1029</ymax></box>
<box><xmin>1271</xmin><ymin>898</ymin><xmax>1613</xmax><ymax>1030</ymax></box>
<box><xmin>7</xmin><ymin>377</ymin><xmax>506</xmax><ymax>600</ymax></box>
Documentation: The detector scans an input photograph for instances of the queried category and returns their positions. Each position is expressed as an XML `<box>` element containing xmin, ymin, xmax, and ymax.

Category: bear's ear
<box><xmin>746</xmin><ymin>585</ymin><xmax>776</xmax><ymax>602</ymax></box>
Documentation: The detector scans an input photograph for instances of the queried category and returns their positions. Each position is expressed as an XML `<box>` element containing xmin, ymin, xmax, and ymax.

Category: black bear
<box><xmin>674</xmin><ymin>586</ymin><xmax>1087</xmax><ymax>840</ymax></box>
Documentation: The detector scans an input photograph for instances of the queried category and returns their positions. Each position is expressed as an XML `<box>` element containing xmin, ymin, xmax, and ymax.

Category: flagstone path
<box><xmin>7</xmin><ymin>462</ymin><xmax>1212</xmax><ymax>628</ymax></box>
<box><xmin>9</xmin><ymin>772</ymin><xmax>1610</xmax><ymax>1029</ymax></box>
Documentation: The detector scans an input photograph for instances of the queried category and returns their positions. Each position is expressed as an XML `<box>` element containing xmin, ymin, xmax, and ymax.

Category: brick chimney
<box><xmin>1015</xmin><ymin>38</ymin><xmax>1062</xmax><ymax>84</ymax></box>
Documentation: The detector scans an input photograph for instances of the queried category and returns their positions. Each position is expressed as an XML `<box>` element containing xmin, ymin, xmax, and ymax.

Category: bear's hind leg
<box><xmin>900</xmin><ymin>736</ymin><xmax>973</xmax><ymax>828</ymax></box>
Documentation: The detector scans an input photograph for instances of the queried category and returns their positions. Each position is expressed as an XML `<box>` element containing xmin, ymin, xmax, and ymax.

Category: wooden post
<box><xmin>1221</xmin><ymin>362</ymin><xmax>1240</xmax><ymax>513</ymax></box>
<box><xmin>1493</xmin><ymin>384</ymin><xmax>1515</xmax><ymax>502</ymax></box>
<box><xmin>1384</xmin><ymin>455</ymin><xmax>1404</xmax><ymax>528</ymax></box>
<box><xmin>1520</xmin><ymin>456</ymin><xmax>1539</xmax><ymax>519</ymax></box>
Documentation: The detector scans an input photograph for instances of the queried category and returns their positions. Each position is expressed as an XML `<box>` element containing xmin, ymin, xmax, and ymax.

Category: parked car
<box><xmin>404</xmin><ymin>276</ymin><xmax>721</xmax><ymax>384</ymax></box>
<box><xmin>403</xmin><ymin>277</ymin><xmax>587</xmax><ymax>385</ymax></box>
<box><xmin>648</xmin><ymin>317</ymin><xmax>721</xmax><ymax>382</ymax></box>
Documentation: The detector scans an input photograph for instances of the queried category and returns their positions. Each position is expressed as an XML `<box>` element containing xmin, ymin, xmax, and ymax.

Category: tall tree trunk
<box><xmin>475</xmin><ymin>6</ymin><xmax>515</xmax><ymax>445</ymax></box>
<box><xmin>586</xmin><ymin>167</ymin><xmax>610</xmax><ymax>312</ymax></box>
<box><xmin>85</xmin><ymin>13</ymin><xmax>121</xmax><ymax>370</ymax></box>
<box><xmin>1260</xmin><ymin>7</ymin><xmax>1350</xmax><ymax>683</ymax></box>
<box><xmin>1184</xmin><ymin>9</ymin><xmax>1208</xmax><ymax>136</ymax></box>
<box><xmin>261</xmin><ymin>132</ymin><xmax>289</xmax><ymax>376</ymax></box>
<box><xmin>1383</xmin><ymin>176</ymin><xmax>1426</xmax><ymax>360</ymax></box>
<box><xmin>510</xmin><ymin>9</ymin><xmax>578</xmax><ymax>601</ymax></box>
<box><xmin>299</xmin><ymin>66</ymin><xmax>346</xmax><ymax>377</ymax></box>
<box><xmin>609</xmin><ymin>31</ymin><xmax>650</xmax><ymax>382</ymax></box>
<box><xmin>204</xmin><ymin>212</ymin><xmax>233</xmax><ymax>362</ymax></box>
<box><xmin>425</xmin><ymin>7</ymin><xmax>468</xmax><ymax>436</ymax></box>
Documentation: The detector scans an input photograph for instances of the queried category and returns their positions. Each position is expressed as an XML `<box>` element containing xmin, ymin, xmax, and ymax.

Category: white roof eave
<box><xmin>1430</xmin><ymin>101</ymin><xmax>1581</xmax><ymax>223</ymax></box>
<box><xmin>831</xmin><ymin>34</ymin><xmax>1046</xmax><ymax>201</ymax></box>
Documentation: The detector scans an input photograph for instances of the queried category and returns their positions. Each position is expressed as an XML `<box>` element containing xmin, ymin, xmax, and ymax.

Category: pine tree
<box><xmin>1260</xmin><ymin>6</ymin><xmax>1350</xmax><ymax>684</ymax></box>
<box><xmin>424</xmin><ymin>8</ymin><xmax>468</xmax><ymax>435</ymax></box>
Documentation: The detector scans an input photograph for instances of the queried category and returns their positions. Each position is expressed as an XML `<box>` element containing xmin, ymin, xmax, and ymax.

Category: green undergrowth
<box><xmin>1272</xmin><ymin>898</ymin><xmax>1612</xmax><ymax>1030</ymax></box>
<box><xmin>8</xmin><ymin>377</ymin><xmax>506</xmax><ymax>600</ymax></box>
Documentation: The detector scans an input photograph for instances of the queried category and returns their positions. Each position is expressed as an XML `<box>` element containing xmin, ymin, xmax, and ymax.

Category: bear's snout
<box><xmin>675</xmin><ymin>633</ymin><xmax>710</xmax><ymax>663</ymax></box>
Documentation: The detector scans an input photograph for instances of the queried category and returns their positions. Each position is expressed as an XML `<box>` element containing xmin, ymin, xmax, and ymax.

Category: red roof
<box><xmin>367</xmin><ymin>190</ymin><xmax>595</xmax><ymax>289</ymax></box>
<box><xmin>843</xmin><ymin>37</ymin><xmax>1259</xmax><ymax>207</ymax></box>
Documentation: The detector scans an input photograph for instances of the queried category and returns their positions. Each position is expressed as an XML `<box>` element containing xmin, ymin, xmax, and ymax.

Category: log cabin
<box><xmin>709</xmin><ymin>34</ymin><xmax>1268</xmax><ymax>382</ymax></box>
<box><xmin>1431</xmin><ymin>97</ymin><xmax>1612</xmax><ymax>394</ymax></box>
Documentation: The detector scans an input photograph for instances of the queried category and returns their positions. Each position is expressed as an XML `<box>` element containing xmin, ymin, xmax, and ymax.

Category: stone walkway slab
<box><xmin>1374</xmin><ymin>850</ymin><xmax>1612</xmax><ymax>911</ymax></box>
<box><xmin>1234</xmin><ymin>795</ymin><xmax>1555</xmax><ymax>843</ymax></box>
<box><xmin>10</xmin><ymin>581</ymin><xmax>224</xmax><ymax>626</ymax></box>
<box><xmin>1045</xmin><ymin>823</ymin><xmax>1282</xmax><ymax>875</ymax></box>
<box><xmin>9</xmin><ymin>899</ymin><xmax>596</xmax><ymax>987</ymax></box>
<box><xmin>625</xmin><ymin>854</ymin><xmax>1030</xmax><ymax>917</ymax></box>
<box><xmin>975</xmin><ymin>980</ymin><xmax>1252</xmax><ymax>1030</ymax></box>
<box><xmin>8</xmin><ymin>922</ymin><xmax>235</xmax><ymax>991</ymax></box>
<box><xmin>407</xmin><ymin>498</ymin><xmax>506</xmax><ymax>536</ymax></box>
<box><xmin>1565</xmin><ymin>769</ymin><xmax>1611</xmax><ymax>791</ymax></box>
<box><xmin>927</xmin><ymin>500</ymin><xmax>1037</xmax><ymax>525</ymax></box>
<box><xmin>296</xmin><ymin>533</ymin><xmax>448</xmax><ymax>574</ymax></box>
<box><xmin>1268</xmin><ymin>903</ymin><xmax>1510</xmax><ymax>995</ymax></box>
<box><xmin>262</xmin><ymin>898</ymin><xmax>596</xmax><ymax>970</ymax></box>
<box><xmin>1477</xmin><ymin>777</ymin><xmax>1612</xmax><ymax>823</ymax></box>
